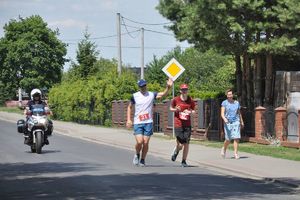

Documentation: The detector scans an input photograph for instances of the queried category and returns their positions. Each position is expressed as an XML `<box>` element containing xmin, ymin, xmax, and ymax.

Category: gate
<box><xmin>263</xmin><ymin>106</ymin><xmax>275</xmax><ymax>138</ymax></box>
<box><xmin>241</xmin><ymin>108</ymin><xmax>255</xmax><ymax>137</ymax></box>
<box><xmin>287</xmin><ymin>108</ymin><xmax>299</xmax><ymax>142</ymax></box>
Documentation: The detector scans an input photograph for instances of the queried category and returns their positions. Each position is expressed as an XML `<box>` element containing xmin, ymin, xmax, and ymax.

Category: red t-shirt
<box><xmin>171</xmin><ymin>96</ymin><xmax>195</xmax><ymax>128</ymax></box>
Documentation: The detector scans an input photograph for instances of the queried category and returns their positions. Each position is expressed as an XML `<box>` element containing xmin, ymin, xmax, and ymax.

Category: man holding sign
<box><xmin>127</xmin><ymin>78</ymin><xmax>173</xmax><ymax>166</ymax></box>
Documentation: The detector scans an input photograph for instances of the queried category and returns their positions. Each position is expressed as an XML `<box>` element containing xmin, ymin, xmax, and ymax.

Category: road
<box><xmin>0</xmin><ymin>120</ymin><xmax>299</xmax><ymax>199</ymax></box>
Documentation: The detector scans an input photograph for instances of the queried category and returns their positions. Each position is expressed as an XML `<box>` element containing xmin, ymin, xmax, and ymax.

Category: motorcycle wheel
<box><xmin>35</xmin><ymin>131</ymin><xmax>43</xmax><ymax>154</ymax></box>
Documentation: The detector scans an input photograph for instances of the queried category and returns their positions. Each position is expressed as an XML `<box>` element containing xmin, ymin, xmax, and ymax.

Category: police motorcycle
<box><xmin>17</xmin><ymin>89</ymin><xmax>53</xmax><ymax>154</ymax></box>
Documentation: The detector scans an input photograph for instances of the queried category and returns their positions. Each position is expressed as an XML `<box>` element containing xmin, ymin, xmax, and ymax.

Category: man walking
<box><xmin>126</xmin><ymin>78</ymin><xmax>173</xmax><ymax>166</ymax></box>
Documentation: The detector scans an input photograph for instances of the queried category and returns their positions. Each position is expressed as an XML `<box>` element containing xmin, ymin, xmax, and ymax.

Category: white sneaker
<box><xmin>171</xmin><ymin>147</ymin><xmax>178</xmax><ymax>161</ymax></box>
<box><xmin>221</xmin><ymin>147</ymin><xmax>226</xmax><ymax>159</ymax></box>
<box><xmin>234</xmin><ymin>153</ymin><xmax>240</xmax><ymax>160</ymax></box>
<box><xmin>133</xmin><ymin>154</ymin><xmax>139</xmax><ymax>165</ymax></box>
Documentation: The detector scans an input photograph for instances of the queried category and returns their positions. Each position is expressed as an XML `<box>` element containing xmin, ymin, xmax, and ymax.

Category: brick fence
<box><xmin>112</xmin><ymin>99</ymin><xmax>224</xmax><ymax>141</ymax></box>
<box><xmin>252</xmin><ymin>106</ymin><xmax>300</xmax><ymax>148</ymax></box>
<box><xmin>5</xmin><ymin>100</ymin><xmax>29</xmax><ymax>108</ymax></box>
<box><xmin>112</xmin><ymin>100</ymin><xmax>300</xmax><ymax>149</ymax></box>
<box><xmin>6</xmin><ymin>100</ymin><xmax>299</xmax><ymax>148</ymax></box>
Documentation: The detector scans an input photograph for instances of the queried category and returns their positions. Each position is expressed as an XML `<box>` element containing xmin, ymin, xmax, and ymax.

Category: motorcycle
<box><xmin>17</xmin><ymin>104</ymin><xmax>53</xmax><ymax>154</ymax></box>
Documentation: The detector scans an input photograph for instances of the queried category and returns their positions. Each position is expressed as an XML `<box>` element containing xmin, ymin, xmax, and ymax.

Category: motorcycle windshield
<box><xmin>31</xmin><ymin>104</ymin><xmax>45</xmax><ymax>116</ymax></box>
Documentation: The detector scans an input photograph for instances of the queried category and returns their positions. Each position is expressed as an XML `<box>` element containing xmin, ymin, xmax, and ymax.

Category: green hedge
<box><xmin>48</xmin><ymin>68</ymin><xmax>137</xmax><ymax>126</ymax></box>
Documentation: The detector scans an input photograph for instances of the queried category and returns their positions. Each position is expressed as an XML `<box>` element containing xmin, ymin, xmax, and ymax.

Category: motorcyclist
<box><xmin>24</xmin><ymin>88</ymin><xmax>53</xmax><ymax>145</ymax></box>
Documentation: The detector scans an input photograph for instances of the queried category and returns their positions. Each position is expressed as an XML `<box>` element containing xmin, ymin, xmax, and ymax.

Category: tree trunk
<box><xmin>241</xmin><ymin>55</ymin><xmax>247</xmax><ymax>107</ymax></box>
<box><xmin>243</xmin><ymin>53</ymin><xmax>251</xmax><ymax>108</ymax></box>
<box><xmin>235</xmin><ymin>54</ymin><xmax>242</xmax><ymax>103</ymax></box>
<box><xmin>254</xmin><ymin>55</ymin><xmax>262</xmax><ymax>107</ymax></box>
<box><xmin>264</xmin><ymin>53</ymin><xmax>273</xmax><ymax>106</ymax></box>
<box><xmin>249</xmin><ymin>57</ymin><xmax>254</xmax><ymax>110</ymax></box>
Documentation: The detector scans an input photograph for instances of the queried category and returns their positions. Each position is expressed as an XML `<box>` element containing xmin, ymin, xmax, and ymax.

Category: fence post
<box><xmin>255</xmin><ymin>106</ymin><xmax>266</xmax><ymax>139</ymax></box>
<box><xmin>275</xmin><ymin>107</ymin><xmax>287</xmax><ymax>141</ymax></box>
<box><xmin>298</xmin><ymin>110</ymin><xmax>300</xmax><ymax>146</ymax></box>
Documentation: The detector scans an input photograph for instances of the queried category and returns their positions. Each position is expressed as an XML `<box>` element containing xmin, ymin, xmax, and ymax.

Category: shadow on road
<box><xmin>0</xmin><ymin>162</ymin><xmax>298</xmax><ymax>199</ymax></box>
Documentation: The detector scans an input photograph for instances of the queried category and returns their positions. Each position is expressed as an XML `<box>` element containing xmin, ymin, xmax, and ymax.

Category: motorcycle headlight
<box><xmin>39</xmin><ymin>118</ymin><xmax>46</xmax><ymax>124</ymax></box>
<box><xmin>33</xmin><ymin>119</ymin><xmax>38</xmax><ymax>124</ymax></box>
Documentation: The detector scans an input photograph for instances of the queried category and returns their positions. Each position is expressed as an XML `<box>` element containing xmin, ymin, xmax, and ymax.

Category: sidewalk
<box><xmin>1</xmin><ymin>111</ymin><xmax>300</xmax><ymax>189</ymax></box>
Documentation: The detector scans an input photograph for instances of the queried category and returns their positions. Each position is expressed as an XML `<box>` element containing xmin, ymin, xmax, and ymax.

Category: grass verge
<box><xmin>191</xmin><ymin>140</ymin><xmax>300</xmax><ymax>161</ymax></box>
<box><xmin>0</xmin><ymin>106</ymin><xmax>23</xmax><ymax>114</ymax></box>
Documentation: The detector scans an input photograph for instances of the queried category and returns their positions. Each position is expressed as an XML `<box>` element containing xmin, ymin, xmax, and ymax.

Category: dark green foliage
<box><xmin>66</xmin><ymin>30</ymin><xmax>99</xmax><ymax>80</ymax></box>
<box><xmin>157</xmin><ymin>0</ymin><xmax>300</xmax><ymax>106</ymax></box>
<box><xmin>0</xmin><ymin>15</ymin><xmax>67</xmax><ymax>97</ymax></box>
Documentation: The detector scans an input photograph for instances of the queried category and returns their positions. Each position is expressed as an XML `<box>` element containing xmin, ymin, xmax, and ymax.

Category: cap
<box><xmin>137</xmin><ymin>79</ymin><xmax>147</xmax><ymax>87</ymax></box>
<box><xmin>180</xmin><ymin>84</ymin><xmax>189</xmax><ymax>89</ymax></box>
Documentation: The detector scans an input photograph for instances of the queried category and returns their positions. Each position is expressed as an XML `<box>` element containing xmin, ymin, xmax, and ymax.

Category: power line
<box><xmin>121</xmin><ymin>15</ymin><xmax>172</xmax><ymax>26</ymax></box>
<box><xmin>121</xmin><ymin>23</ymin><xmax>175</xmax><ymax>36</ymax></box>
<box><xmin>66</xmin><ymin>43</ymin><xmax>189</xmax><ymax>50</ymax></box>
<box><xmin>93</xmin><ymin>44</ymin><xmax>189</xmax><ymax>49</ymax></box>
<box><xmin>144</xmin><ymin>29</ymin><xmax>174</xmax><ymax>36</ymax></box>
<box><xmin>61</xmin><ymin>30</ymin><xmax>140</xmax><ymax>42</ymax></box>
<box><xmin>121</xmin><ymin>17</ymin><xmax>140</xmax><ymax>39</ymax></box>
<box><xmin>121</xmin><ymin>23</ymin><xmax>141</xmax><ymax>30</ymax></box>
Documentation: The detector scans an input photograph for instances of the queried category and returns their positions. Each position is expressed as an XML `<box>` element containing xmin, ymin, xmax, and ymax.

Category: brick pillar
<box><xmin>255</xmin><ymin>106</ymin><xmax>266</xmax><ymax>139</ymax></box>
<box><xmin>163</xmin><ymin>100</ymin><xmax>172</xmax><ymax>136</ymax></box>
<box><xmin>275</xmin><ymin>107</ymin><xmax>287</xmax><ymax>141</ymax></box>
<box><xmin>123</xmin><ymin>101</ymin><xmax>130</xmax><ymax>128</ymax></box>
<box><xmin>298</xmin><ymin>110</ymin><xmax>300</xmax><ymax>144</ymax></box>
<box><xmin>192</xmin><ymin>100</ymin><xmax>197</xmax><ymax>137</ymax></box>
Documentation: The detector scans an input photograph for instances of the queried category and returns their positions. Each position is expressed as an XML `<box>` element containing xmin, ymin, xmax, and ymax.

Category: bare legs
<box><xmin>222</xmin><ymin>139</ymin><xmax>239</xmax><ymax>159</ymax></box>
<box><xmin>135</xmin><ymin>135</ymin><xmax>151</xmax><ymax>160</ymax></box>
<box><xmin>174</xmin><ymin>140</ymin><xmax>189</xmax><ymax>161</ymax></box>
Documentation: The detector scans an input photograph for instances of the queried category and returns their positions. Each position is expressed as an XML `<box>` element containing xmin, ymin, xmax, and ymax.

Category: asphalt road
<box><xmin>0</xmin><ymin>120</ymin><xmax>299</xmax><ymax>200</ymax></box>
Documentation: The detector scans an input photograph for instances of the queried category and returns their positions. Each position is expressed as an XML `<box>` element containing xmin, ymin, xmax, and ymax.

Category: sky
<box><xmin>0</xmin><ymin>0</ymin><xmax>189</xmax><ymax>71</ymax></box>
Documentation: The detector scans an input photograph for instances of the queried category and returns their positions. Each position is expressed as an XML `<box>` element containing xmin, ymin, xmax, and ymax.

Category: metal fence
<box><xmin>263</xmin><ymin>106</ymin><xmax>275</xmax><ymax>137</ymax></box>
<box><xmin>241</xmin><ymin>108</ymin><xmax>255</xmax><ymax>137</ymax></box>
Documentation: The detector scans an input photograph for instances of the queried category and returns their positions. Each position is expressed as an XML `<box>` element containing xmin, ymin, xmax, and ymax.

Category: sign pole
<box><xmin>172</xmin><ymin>83</ymin><xmax>175</xmax><ymax>138</ymax></box>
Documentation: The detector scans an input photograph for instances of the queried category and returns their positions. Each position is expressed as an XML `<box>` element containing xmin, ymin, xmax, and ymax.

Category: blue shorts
<box><xmin>133</xmin><ymin>123</ymin><xmax>153</xmax><ymax>136</ymax></box>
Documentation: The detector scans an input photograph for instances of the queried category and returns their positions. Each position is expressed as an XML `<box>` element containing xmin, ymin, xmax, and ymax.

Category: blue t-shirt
<box><xmin>221</xmin><ymin>100</ymin><xmax>240</xmax><ymax>122</ymax></box>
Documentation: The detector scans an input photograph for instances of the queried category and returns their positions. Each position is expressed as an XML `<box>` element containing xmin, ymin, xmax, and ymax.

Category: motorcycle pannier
<box><xmin>17</xmin><ymin>119</ymin><xmax>25</xmax><ymax>133</ymax></box>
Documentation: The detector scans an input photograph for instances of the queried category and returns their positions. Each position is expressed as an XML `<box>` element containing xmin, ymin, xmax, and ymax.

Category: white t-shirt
<box><xmin>130</xmin><ymin>91</ymin><xmax>157</xmax><ymax>124</ymax></box>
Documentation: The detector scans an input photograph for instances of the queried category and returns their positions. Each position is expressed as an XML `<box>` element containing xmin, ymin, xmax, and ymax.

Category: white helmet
<box><xmin>30</xmin><ymin>88</ymin><xmax>42</xmax><ymax>100</ymax></box>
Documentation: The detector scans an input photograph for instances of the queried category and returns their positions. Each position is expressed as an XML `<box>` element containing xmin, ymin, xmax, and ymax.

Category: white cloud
<box><xmin>48</xmin><ymin>19</ymin><xmax>87</xmax><ymax>29</ymax></box>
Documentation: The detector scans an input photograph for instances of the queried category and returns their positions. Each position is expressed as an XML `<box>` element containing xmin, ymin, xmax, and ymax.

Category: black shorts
<box><xmin>175</xmin><ymin>126</ymin><xmax>191</xmax><ymax>144</ymax></box>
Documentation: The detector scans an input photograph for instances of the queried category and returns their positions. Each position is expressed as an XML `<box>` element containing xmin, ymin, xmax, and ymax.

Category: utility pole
<box><xmin>141</xmin><ymin>27</ymin><xmax>144</xmax><ymax>79</ymax></box>
<box><xmin>117</xmin><ymin>13</ymin><xmax>122</xmax><ymax>76</ymax></box>
<box><xmin>18</xmin><ymin>87</ymin><xmax>22</xmax><ymax>108</ymax></box>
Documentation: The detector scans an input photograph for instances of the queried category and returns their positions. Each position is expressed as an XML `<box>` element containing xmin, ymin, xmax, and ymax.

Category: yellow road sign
<box><xmin>162</xmin><ymin>58</ymin><xmax>185</xmax><ymax>81</ymax></box>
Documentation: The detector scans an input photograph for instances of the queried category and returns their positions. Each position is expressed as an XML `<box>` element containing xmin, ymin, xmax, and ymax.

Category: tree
<box><xmin>145</xmin><ymin>46</ymin><xmax>234</xmax><ymax>98</ymax></box>
<box><xmin>157</xmin><ymin>0</ymin><xmax>300</xmax><ymax>107</ymax></box>
<box><xmin>49</xmin><ymin>58</ymin><xmax>137</xmax><ymax>126</ymax></box>
<box><xmin>67</xmin><ymin>29</ymin><xmax>99</xmax><ymax>79</ymax></box>
<box><xmin>0</xmin><ymin>15</ymin><xmax>67</xmax><ymax>96</ymax></box>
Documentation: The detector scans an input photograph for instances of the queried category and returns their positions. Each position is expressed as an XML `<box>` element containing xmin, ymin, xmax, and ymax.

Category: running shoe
<box><xmin>139</xmin><ymin>159</ymin><xmax>146</xmax><ymax>167</ymax></box>
<box><xmin>171</xmin><ymin>147</ymin><xmax>178</xmax><ymax>161</ymax></box>
<box><xmin>133</xmin><ymin>154</ymin><xmax>139</xmax><ymax>165</ymax></box>
<box><xmin>181</xmin><ymin>160</ymin><xmax>188</xmax><ymax>167</ymax></box>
